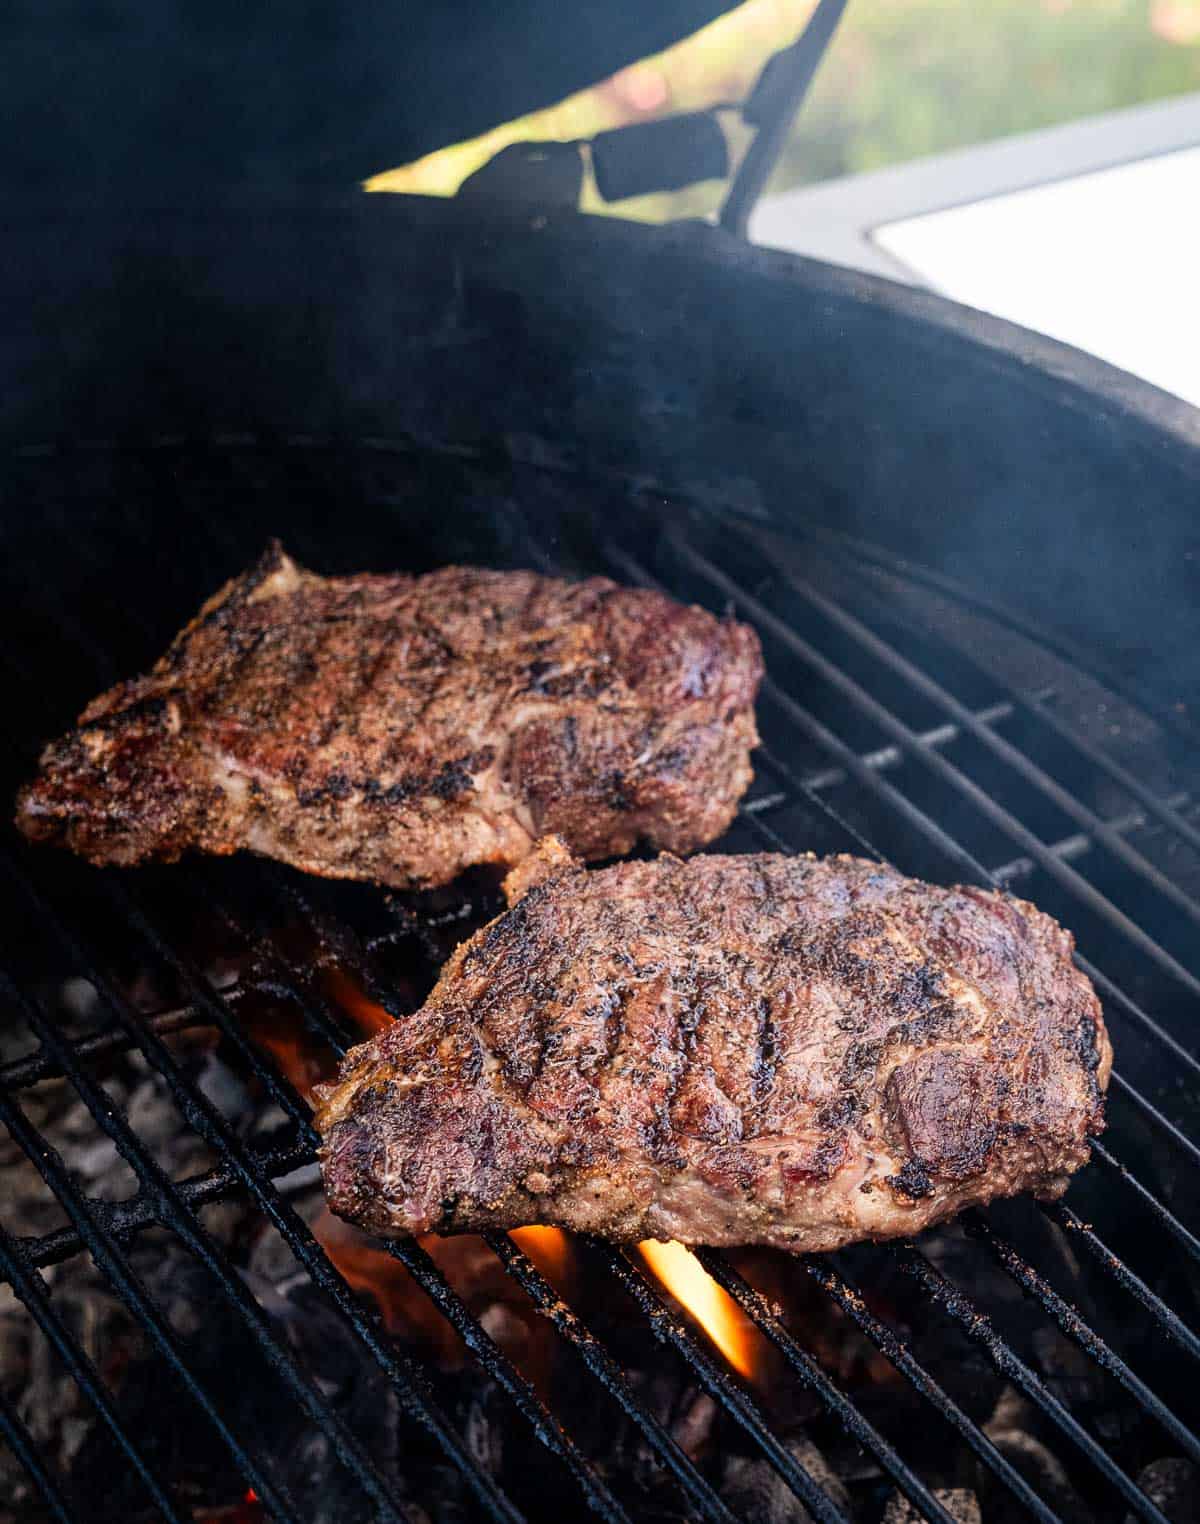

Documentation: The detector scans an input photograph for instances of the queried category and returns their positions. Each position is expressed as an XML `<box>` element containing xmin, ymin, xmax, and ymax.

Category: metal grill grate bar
<box><xmin>0</xmin><ymin>859</ymin><xmax>522</xmax><ymax>1524</ymax></box>
<box><xmin>22</xmin><ymin>1142</ymin><xmax>316</xmax><ymax>1272</ymax></box>
<box><xmin>486</xmin><ymin>1232</ymin><xmax>740</xmax><ymax>1524</ymax></box>
<box><xmin>1090</xmin><ymin>1141</ymin><xmax>1200</xmax><ymax>1264</ymax></box>
<box><xmin>797</xmin><ymin>1257</ymin><xmax>1064</xmax><ymax>1524</ymax></box>
<box><xmin>1094</xmin><ymin>1071</ymin><xmax>1200</xmax><ymax>1169</ymax></box>
<box><xmin>816</xmin><ymin>530</ymin><xmax>1200</xmax><ymax>857</ymax></box>
<box><xmin>893</xmin><ymin>1247</ymin><xmax>1170</xmax><ymax>1524</ymax></box>
<box><xmin>671</xmin><ymin>533</ymin><xmax>1200</xmax><ymax>1017</ymax></box>
<box><xmin>0</xmin><ymin>1000</ymin><xmax>227</xmax><ymax>1090</ymax></box>
<box><xmin>795</xmin><ymin>696</ymin><xmax>1022</xmax><ymax>791</ymax></box>
<box><xmin>0</xmin><ymin>1386</ymin><xmax>75</xmax><ymax>1524</ymax></box>
<box><xmin>257</xmin><ymin>864</ymin><xmax>814</xmax><ymax>1523</ymax></box>
<box><xmin>606</xmin><ymin>540</ymin><xmax>1192</xmax><ymax>1520</ymax></box>
<box><xmin>1050</xmin><ymin>1204</ymin><xmax>1200</xmax><ymax>1364</ymax></box>
<box><xmin>599</xmin><ymin>1244</ymin><xmax>853</xmax><ymax>1524</ymax></box>
<box><xmin>694</xmin><ymin>1250</ymin><xmax>966</xmax><ymax>1524</ymax></box>
<box><xmin>968</xmin><ymin>1215</ymin><xmax>1200</xmax><ymax>1465</ymax></box>
<box><xmin>985</xmin><ymin>795</ymin><xmax>1189</xmax><ymax>887</ymax></box>
<box><xmin>0</xmin><ymin>1220</ymin><xmax>186</xmax><ymax>1522</ymax></box>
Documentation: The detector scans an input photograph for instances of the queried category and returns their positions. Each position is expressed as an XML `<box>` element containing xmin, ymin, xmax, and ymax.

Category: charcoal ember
<box><xmin>67</xmin><ymin>1247</ymin><xmax>443</xmax><ymax>1522</ymax></box>
<box><xmin>69</xmin><ymin>1254</ymin><xmax>262</xmax><ymax>1518</ymax></box>
<box><xmin>1032</xmin><ymin>1325</ymin><xmax>1107</xmax><ymax>1414</ymax></box>
<box><xmin>461</xmin><ymin>1383</ymin><xmax>505</xmax><ymax>1477</ymax></box>
<box><xmin>982</xmin><ymin>1423</ymin><xmax>1089</xmax><ymax>1524</ymax></box>
<box><xmin>882</xmin><ymin>1487</ymin><xmax>980</xmax><ymax>1524</ymax></box>
<box><xmin>60</xmin><ymin>977</ymin><xmax>100</xmax><ymax>1024</ymax></box>
<box><xmin>721</xmin><ymin>1434</ymin><xmax>850</xmax><ymax>1524</ymax></box>
<box><xmin>0</xmin><ymin>1446</ymin><xmax>31</xmax><ymax>1524</ymax></box>
<box><xmin>478</xmin><ymin>1300</ymin><xmax>534</xmax><ymax>1359</ymax></box>
<box><xmin>192</xmin><ymin>1052</ymin><xmax>254</xmax><ymax>1126</ymax></box>
<box><xmin>617</xmin><ymin>1368</ymin><xmax>718</xmax><ymax>1496</ymax></box>
<box><xmin>671</xmin><ymin>1390</ymin><xmax>717</xmax><ymax>1461</ymax></box>
<box><xmin>2</xmin><ymin>1262</ymin><xmax>133</xmax><ymax>1513</ymax></box>
<box><xmin>978</xmin><ymin>1386</ymin><xmax>1092</xmax><ymax>1521</ymax></box>
<box><xmin>419</xmin><ymin>1378</ymin><xmax>523</xmax><ymax>1524</ymax></box>
<box><xmin>1125</xmin><ymin>1458</ymin><xmax>1199</xmax><ymax>1524</ymax></box>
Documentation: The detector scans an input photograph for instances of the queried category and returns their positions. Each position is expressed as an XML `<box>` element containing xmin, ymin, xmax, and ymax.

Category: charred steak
<box><xmin>15</xmin><ymin>543</ymin><xmax>762</xmax><ymax>889</ymax></box>
<box><xmin>315</xmin><ymin>842</ymin><xmax>1111</xmax><ymax>1251</ymax></box>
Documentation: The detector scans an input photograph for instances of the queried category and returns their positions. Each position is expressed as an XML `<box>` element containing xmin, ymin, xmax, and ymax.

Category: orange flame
<box><xmin>196</xmin><ymin>1485</ymin><xmax>264</xmax><ymax>1523</ymax></box>
<box><xmin>247</xmin><ymin>968</ymin><xmax>396</xmax><ymax>1103</ymax></box>
<box><xmin>311</xmin><ymin>1207</ymin><xmax>470</xmax><ymax>1360</ymax></box>
<box><xmin>638</xmin><ymin>1239</ymin><xmax>758</xmax><ymax>1381</ymax></box>
<box><xmin>248</xmin><ymin>1004</ymin><xmax>337</xmax><ymax>1101</ymax></box>
<box><xmin>312</xmin><ymin>1210</ymin><xmax>573</xmax><ymax>1378</ymax></box>
<box><xmin>509</xmin><ymin>1225</ymin><xmax>572</xmax><ymax>1284</ymax></box>
<box><xmin>322</xmin><ymin>969</ymin><xmax>396</xmax><ymax>1038</ymax></box>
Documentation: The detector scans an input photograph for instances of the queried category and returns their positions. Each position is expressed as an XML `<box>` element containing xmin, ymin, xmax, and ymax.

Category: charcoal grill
<box><xmin>2</xmin><ymin>196</ymin><xmax>1200</xmax><ymax>1524</ymax></box>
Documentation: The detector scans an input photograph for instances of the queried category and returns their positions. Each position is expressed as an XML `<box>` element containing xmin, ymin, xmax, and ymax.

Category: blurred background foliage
<box><xmin>368</xmin><ymin>0</ymin><xmax>1200</xmax><ymax>221</ymax></box>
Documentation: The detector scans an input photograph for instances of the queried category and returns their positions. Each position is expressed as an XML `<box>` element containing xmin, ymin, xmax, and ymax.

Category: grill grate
<box><xmin>1</xmin><ymin>442</ymin><xmax>1199</xmax><ymax>1522</ymax></box>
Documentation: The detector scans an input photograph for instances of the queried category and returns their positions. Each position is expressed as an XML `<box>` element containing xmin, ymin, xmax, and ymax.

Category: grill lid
<box><xmin>1</xmin><ymin>2</ymin><xmax>737</xmax><ymax>191</ymax></box>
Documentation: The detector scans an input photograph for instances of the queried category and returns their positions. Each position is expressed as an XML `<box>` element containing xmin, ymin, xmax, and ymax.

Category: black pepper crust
<box><xmin>314</xmin><ymin>844</ymin><xmax>1112</xmax><ymax>1252</ymax></box>
<box><xmin>15</xmin><ymin>542</ymin><xmax>762</xmax><ymax>890</ymax></box>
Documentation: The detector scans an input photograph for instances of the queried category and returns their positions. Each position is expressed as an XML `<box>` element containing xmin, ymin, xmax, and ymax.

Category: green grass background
<box><xmin>776</xmin><ymin>0</ymin><xmax>1200</xmax><ymax>188</ymax></box>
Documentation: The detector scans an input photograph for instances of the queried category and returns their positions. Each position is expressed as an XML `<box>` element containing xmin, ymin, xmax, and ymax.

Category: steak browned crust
<box><xmin>315</xmin><ymin>843</ymin><xmax>1111</xmax><ymax>1251</ymax></box>
<box><xmin>15</xmin><ymin>544</ymin><xmax>762</xmax><ymax>889</ymax></box>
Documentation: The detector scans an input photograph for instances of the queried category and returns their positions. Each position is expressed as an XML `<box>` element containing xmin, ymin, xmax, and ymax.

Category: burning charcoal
<box><xmin>247</xmin><ymin>1221</ymin><xmax>311</xmax><ymax>1286</ymax></box>
<box><xmin>982</xmin><ymin>1427</ymin><xmax>1089</xmax><ymax>1524</ymax></box>
<box><xmin>882</xmin><ymin>1487</ymin><xmax>981</xmax><ymax>1524</ymax></box>
<box><xmin>0</xmin><ymin>1448</ymin><xmax>31</xmax><ymax>1524</ymax></box>
<box><xmin>980</xmin><ymin>1385</ymin><xmax>1089</xmax><ymax>1521</ymax></box>
<box><xmin>125</xmin><ymin>1074</ymin><xmax>196</xmax><ymax>1151</ymax></box>
<box><xmin>194</xmin><ymin>1051</ymin><xmax>255</xmax><ymax>1122</ymax></box>
<box><xmin>721</xmin><ymin>1434</ymin><xmax>850</xmax><ymax>1524</ymax></box>
<box><xmin>984</xmin><ymin>1385</ymin><xmax>1029</xmax><ymax>1435</ymax></box>
<box><xmin>60</xmin><ymin>976</ymin><xmax>100</xmax><ymax>1022</ymax></box>
<box><xmin>68</xmin><ymin>1253</ymin><xmax>438</xmax><ymax>1524</ymax></box>
<box><xmin>1032</xmin><ymin>1324</ymin><xmax>1106</xmax><ymax>1412</ymax></box>
<box><xmin>1126</xmin><ymin>1459</ymin><xmax>1199</xmax><ymax>1524</ymax></box>
<box><xmin>69</xmin><ymin>1132</ymin><xmax>123</xmax><ymax>1188</ymax></box>
<box><xmin>671</xmin><ymin>1390</ymin><xmax>717</xmax><ymax>1461</ymax></box>
<box><xmin>462</xmin><ymin>1387</ymin><xmax>505</xmax><ymax>1477</ymax></box>
<box><xmin>478</xmin><ymin>1299</ymin><xmax>532</xmax><ymax>1354</ymax></box>
<box><xmin>618</xmin><ymin>1370</ymin><xmax>714</xmax><ymax>1495</ymax></box>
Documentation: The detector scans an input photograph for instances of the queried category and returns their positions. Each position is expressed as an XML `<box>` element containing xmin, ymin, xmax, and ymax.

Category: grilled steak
<box><xmin>15</xmin><ymin>543</ymin><xmax>762</xmax><ymax>889</ymax></box>
<box><xmin>315</xmin><ymin>842</ymin><xmax>1111</xmax><ymax>1251</ymax></box>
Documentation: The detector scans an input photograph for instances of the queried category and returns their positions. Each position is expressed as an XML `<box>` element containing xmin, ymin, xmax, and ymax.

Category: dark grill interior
<box><xmin>1</xmin><ymin>437</ymin><xmax>1199</xmax><ymax>1523</ymax></box>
